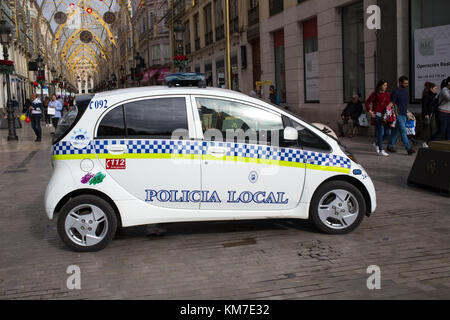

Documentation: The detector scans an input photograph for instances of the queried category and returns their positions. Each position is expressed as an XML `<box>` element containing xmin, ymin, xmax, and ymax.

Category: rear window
<box><xmin>95</xmin><ymin>97</ymin><xmax>188</xmax><ymax>139</ymax></box>
<box><xmin>125</xmin><ymin>98</ymin><xmax>188</xmax><ymax>138</ymax></box>
<box><xmin>52</xmin><ymin>94</ymin><xmax>94</xmax><ymax>144</ymax></box>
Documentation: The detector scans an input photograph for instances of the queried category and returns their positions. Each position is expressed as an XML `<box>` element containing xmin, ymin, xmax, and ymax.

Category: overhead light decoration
<box><xmin>80</xmin><ymin>30</ymin><xmax>93</xmax><ymax>43</ymax></box>
<box><xmin>86</xmin><ymin>8</ymin><xmax>93</xmax><ymax>14</ymax></box>
<box><xmin>54</xmin><ymin>11</ymin><xmax>68</xmax><ymax>24</ymax></box>
<box><xmin>103</xmin><ymin>12</ymin><xmax>116</xmax><ymax>24</ymax></box>
<box><xmin>69</xmin><ymin>3</ymin><xmax>75</xmax><ymax>9</ymax></box>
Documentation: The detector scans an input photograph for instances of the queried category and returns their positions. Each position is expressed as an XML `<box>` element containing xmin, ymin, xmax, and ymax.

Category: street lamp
<box><xmin>0</xmin><ymin>19</ymin><xmax>18</xmax><ymax>141</ymax></box>
<box><xmin>120</xmin><ymin>65</ymin><xmax>125</xmax><ymax>88</ymax></box>
<box><xmin>111</xmin><ymin>73</ymin><xmax>117</xmax><ymax>89</ymax></box>
<box><xmin>174</xmin><ymin>21</ymin><xmax>185</xmax><ymax>56</ymax></box>
<box><xmin>134</xmin><ymin>52</ymin><xmax>144</xmax><ymax>87</ymax></box>
<box><xmin>58</xmin><ymin>74</ymin><xmax>62</xmax><ymax>96</ymax></box>
<box><xmin>51</xmin><ymin>67</ymin><xmax>57</xmax><ymax>95</ymax></box>
<box><xmin>35</xmin><ymin>54</ymin><xmax>44</xmax><ymax>101</ymax></box>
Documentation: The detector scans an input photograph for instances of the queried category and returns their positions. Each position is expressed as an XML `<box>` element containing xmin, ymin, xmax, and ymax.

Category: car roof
<box><xmin>93</xmin><ymin>86</ymin><xmax>253</xmax><ymax>101</ymax></box>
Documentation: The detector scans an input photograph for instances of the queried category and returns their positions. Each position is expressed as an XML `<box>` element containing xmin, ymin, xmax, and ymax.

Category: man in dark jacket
<box><xmin>29</xmin><ymin>93</ymin><xmax>43</xmax><ymax>142</ymax></box>
<box><xmin>421</xmin><ymin>82</ymin><xmax>438</xmax><ymax>146</ymax></box>
<box><xmin>337</xmin><ymin>94</ymin><xmax>363</xmax><ymax>137</ymax></box>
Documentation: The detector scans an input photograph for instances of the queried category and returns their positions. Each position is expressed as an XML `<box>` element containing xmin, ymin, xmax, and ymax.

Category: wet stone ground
<box><xmin>0</xmin><ymin>124</ymin><xmax>449</xmax><ymax>299</ymax></box>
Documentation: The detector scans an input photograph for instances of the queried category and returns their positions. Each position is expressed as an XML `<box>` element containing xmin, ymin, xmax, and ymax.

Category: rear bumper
<box><xmin>44</xmin><ymin>161</ymin><xmax>76</xmax><ymax>220</ymax></box>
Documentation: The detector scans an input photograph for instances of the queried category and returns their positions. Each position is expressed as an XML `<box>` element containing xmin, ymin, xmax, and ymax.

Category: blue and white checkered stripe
<box><xmin>53</xmin><ymin>139</ymin><xmax>351</xmax><ymax>169</ymax></box>
<box><xmin>53</xmin><ymin>141</ymin><xmax>94</xmax><ymax>155</ymax></box>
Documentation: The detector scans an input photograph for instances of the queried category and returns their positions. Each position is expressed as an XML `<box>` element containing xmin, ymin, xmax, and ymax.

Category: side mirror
<box><xmin>284</xmin><ymin>127</ymin><xmax>298</xmax><ymax>141</ymax></box>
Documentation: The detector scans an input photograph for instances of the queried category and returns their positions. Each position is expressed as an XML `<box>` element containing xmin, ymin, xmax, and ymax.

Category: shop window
<box><xmin>411</xmin><ymin>0</ymin><xmax>450</xmax><ymax>101</ymax></box>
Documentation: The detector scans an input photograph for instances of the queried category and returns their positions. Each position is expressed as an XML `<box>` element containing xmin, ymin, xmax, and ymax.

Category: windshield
<box><xmin>268</xmin><ymin>102</ymin><xmax>337</xmax><ymax>140</ymax></box>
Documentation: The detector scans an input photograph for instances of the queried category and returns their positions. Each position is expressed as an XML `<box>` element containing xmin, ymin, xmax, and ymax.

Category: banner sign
<box><xmin>414</xmin><ymin>24</ymin><xmax>450</xmax><ymax>100</ymax></box>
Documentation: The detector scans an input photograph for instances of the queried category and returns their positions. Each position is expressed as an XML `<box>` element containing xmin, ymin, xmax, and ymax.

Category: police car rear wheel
<box><xmin>310</xmin><ymin>181</ymin><xmax>365</xmax><ymax>234</ymax></box>
<box><xmin>57</xmin><ymin>195</ymin><xmax>117</xmax><ymax>252</ymax></box>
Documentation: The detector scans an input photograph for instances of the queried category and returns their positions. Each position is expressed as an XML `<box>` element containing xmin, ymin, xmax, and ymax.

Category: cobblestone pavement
<box><xmin>0</xmin><ymin>123</ymin><xmax>449</xmax><ymax>300</ymax></box>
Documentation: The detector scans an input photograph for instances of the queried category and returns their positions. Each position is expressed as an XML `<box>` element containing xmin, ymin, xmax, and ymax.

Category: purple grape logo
<box><xmin>81</xmin><ymin>172</ymin><xmax>95</xmax><ymax>184</ymax></box>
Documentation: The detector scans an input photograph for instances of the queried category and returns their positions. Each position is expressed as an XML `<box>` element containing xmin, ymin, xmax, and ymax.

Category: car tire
<box><xmin>57</xmin><ymin>195</ymin><xmax>117</xmax><ymax>252</ymax></box>
<box><xmin>309</xmin><ymin>181</ymin><xmax>366</xmax><ymax>234</ymax></box>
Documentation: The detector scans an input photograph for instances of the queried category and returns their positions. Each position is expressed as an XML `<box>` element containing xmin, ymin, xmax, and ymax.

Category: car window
<box><xmin>97</xmin><ymin>106</ymin><xmax>126</xmax><ymax>138</ymax></box>
<box><xmin>289</xmin><ymin>118</ymin><xmax>331</xmax><ymax>152</ymax></box>
<box><xmin>196</xmin><ymin>97</ymin><xmax>283</xmax><ymax>145</ymax></box>
<box><xmin>125</xmin><ymin>97</ymin><xmax>188</xmax><ymax>139</ymax></box>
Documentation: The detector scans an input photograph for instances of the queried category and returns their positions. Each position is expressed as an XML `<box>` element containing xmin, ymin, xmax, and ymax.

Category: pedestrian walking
<box><xmin>429</xmin><ymin>77</ymin><xmax>450</xmax><ymax>143</ymax></box>
<box><xmin>365</xmin><ymin>80</ymin><xmax>392</xmax><ymax>156</ymax></box>
<box><xmin>421</xmin><ymin>82</ymin><xmax>438</xmax><ymax>147</ymax></box>
<box><xmin>43</xmin><ymin>95</ymin><xmax>51</xmax><ymax>127</ymax></box>
<box><xmin>387</xmin><ymin>76</ymin><xmax>416</xmax><ymax>155</ymax></box>
<box><xmin>48</xmin><ymin>94</ymin><xmax>63</xmax><ymax>133</ymax></box>
<box><xmin>337</xmin><ymin>94</ymin><xmax>363</xmax><ymax>138</ymax></box>
<box><xmin>29</xmin><ymin>93</ymin><xmax>43</xmax><ymax>142</ymax></box>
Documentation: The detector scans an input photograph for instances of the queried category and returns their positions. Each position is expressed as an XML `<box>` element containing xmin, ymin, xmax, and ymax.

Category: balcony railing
<box><xmin>215</xmin><ymin>25</ymin><xmax>224</xmax><ymax>41</ymax></box>
<box><xmin>205</xmin><ymin>31</ymin><xmax>213</xmax><ymax>46</ymax></box>
<box><xmin>269</xmin><ymin>0</ymin><xmax>284</xmax><ymax>16</ymax></box>
<box><xmin>248</xmin><ymin>6</ymin><xmax>259</xmax><ymax>26</ymax></box>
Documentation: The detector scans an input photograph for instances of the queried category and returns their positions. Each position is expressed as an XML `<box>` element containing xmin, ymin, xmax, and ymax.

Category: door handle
<box><xmin>106</xmin><ymin>145</ymin><xmax>127</xmax><ymax>155</ymax></box>
<box><xmin>207</xmin><ymin>147</ymin><xmax>229</xmax><ymax>156</ymax></box>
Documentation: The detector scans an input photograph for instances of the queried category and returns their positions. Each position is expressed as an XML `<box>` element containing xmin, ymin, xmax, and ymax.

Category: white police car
<box><xmin>45</xmin><ymin>74</ymin><xmax>376</xmax><ymax>252</ymax></box>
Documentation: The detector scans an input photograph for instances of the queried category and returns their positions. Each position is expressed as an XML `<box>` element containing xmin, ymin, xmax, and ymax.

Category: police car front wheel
<box><xmin>310</xmin><ymin>181</ymin><xmax>366</xmax><ymax>234</ymax></box>
<box><xmin>57</xmin><ymin>195</ymin><xmax>117</xmax><ymax>252</ymax></box>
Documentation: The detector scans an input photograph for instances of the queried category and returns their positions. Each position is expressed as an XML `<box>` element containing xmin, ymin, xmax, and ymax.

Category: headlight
<box><xmin>338</xmin><ymin>142</ymin><xmax>357</xmax><ymax>163</ymax></box>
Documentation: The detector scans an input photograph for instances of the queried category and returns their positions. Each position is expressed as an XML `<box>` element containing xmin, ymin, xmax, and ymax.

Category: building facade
<box><xmin>174</xmin><ymin>0</ymin><xmax>259</xmax><ymax>95</ymax></box>
<box><xmin>1</xmin><ymin>0</ymin><xmax>75</xmax><ymax>113</ymax></box>
<box><xmin>170</xmin><ymin>0</ymin><xmax>450</xmax><ymax>127</ymax></box>
<box><xmin>259</xmin><ymin>0</ymin><xmax>450</xmax><ymax>126</ymax></box>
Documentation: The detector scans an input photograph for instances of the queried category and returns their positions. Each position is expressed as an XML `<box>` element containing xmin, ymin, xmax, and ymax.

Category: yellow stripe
<box><xmin>53</xmin><ymin>154</ymin><xmax>97</xmax><ymax>160</ymax></box>
<box><xmin>305</xmin><ymin>164</ymin><xmax>350</xmax><ymax>173</ymax></box>
<box><xmin>53</xmin><ymin>153</ymin><xmax>349</xmax><ymax>173</ymax></box>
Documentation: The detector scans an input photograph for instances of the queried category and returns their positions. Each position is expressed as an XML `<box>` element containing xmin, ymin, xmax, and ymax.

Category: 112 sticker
<box><xmin>106</xmin><ymin>159</ymin><xmax>126</xmax><ymax>170</ymax></box>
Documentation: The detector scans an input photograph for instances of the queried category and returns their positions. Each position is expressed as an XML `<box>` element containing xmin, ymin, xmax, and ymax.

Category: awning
<box><xmin>157</xmin><ymin>68</ymin><xmax>171</xmax><ymax>82</ymax></box>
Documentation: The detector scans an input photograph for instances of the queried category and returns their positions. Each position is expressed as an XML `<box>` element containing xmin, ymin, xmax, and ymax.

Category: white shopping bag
<box><xmin>357</xmin><ymin>113</ymin><xmax>369</xmax><ymax>127</ymax></box>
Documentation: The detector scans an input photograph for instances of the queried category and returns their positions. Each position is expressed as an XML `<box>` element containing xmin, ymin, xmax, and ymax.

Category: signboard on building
<box><xmin>305</xmin><ymin>51</ymin><xmax>319</xmax><ymax>102</ymax></box>
<box><xmin>414</xmin><ymin>24</ymin><xmax>450</xmax><ymax>99</ymax></box>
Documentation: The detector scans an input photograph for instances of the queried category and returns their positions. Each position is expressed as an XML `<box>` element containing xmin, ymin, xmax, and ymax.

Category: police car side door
<box><xmin>191</xmin><ymin>96</ymin><xmax>306</xmax><ymax>211</ymax></box>
<box><xmin>95</xmin><ymin>95</ymin><xmax>201</xmax><ymax>209</ymax></box>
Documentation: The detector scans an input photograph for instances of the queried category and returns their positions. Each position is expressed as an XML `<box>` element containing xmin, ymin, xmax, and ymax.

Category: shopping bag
<box><xmin>406</xmin><ymin>119</ymin><xmax>416</xmax><ymax>136</ymax></box>
<box><xmin>357</xmin><ymin>113</ymin><xmax>369</xmax><ymax>127</ymax></box>
<box><xmin>47</xmin><ymin>107</ymin><xmax>56</xmax><ymax>115</ymax></box>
